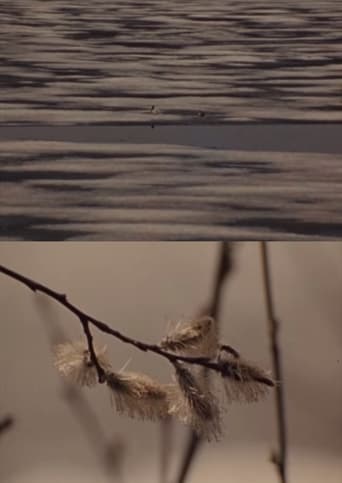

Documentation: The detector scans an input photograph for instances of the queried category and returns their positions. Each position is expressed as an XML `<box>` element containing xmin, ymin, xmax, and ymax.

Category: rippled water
<box><xmin>1</xmin><ymin>2</ymin><xmax>341</xmax><ymax>239</ymax></box>
<box><xmin>1</xmin><ymin>0</ymin><xmax>342</xmax><ymax>124</ymax></box>
<box><xmin>1</xmin><ymin>133</ymin><xmax>342</xmax><ymax>240</ymax></box>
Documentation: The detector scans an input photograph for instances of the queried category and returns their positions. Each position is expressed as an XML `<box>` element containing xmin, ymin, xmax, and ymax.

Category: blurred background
<box><xmin>0</xmin><ymin>242</ymin><xmax>341</xmax><ymax>482</ymax></box>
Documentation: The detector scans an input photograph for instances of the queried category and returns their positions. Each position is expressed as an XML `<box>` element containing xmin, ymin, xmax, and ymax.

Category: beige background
<box><xmin>0</xmin><ymin>242</ymin><xmax>341</xmax><ymax>482</ymax></box>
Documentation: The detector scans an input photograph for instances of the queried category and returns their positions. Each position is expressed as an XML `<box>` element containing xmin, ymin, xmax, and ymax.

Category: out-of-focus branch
<box><xmin>260</xmin><ymin>242</ymin><xmax>287</xmax><ymax>483</ymax></box>
<box><xmin>173</xmin><ymin>242</ymin><xmax>235</xmax><ymax>483</ymax></box>
<box><xmin>207</xmin><ymin>241</ymin><xmax>235</xmax><ymax>320</ymax></box>
<box><xmin>160</xmin><ymin>416</ymin><xmax>173</xmax><ymax>483</ymax></box>
<box><xmin>0</xmin><ymin>415</ymin><xmax>14</xmax><ymax>436</ymax></box>
<box><xmin>63</xmin><ymin>384</ymin><xmax>124</xmax><ymax>479</ymax></box>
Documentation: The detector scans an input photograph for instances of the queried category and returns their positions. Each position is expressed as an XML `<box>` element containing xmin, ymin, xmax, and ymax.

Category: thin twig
<box><xmin>260</xmin><ymin>242</ymin><xmax>287</xmax><ymax>483</ymax></box>
<box><xmin>0</xmin><ymin>263</ymin><xmax>273</xmax><ymax>388</ymax></box>
<box><xmin>80</xmin><ymin>316</ymin><xmax>106</xmax><ymax>383</ymax></box>
<box><xmin>174</xmin><ymin>242</ymin><xmax>235</xmax><ymax>483</ymax></box>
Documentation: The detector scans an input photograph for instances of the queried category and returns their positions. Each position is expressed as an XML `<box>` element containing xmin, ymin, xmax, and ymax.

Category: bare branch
<box><xmin>80</xmin><ymin>316</ymin><xmax>106</xmax><ymax>383</ymax></box>
<box><xmin>0</xmin><ymin>263</ymin><xmax>273</xmax><ymax>387</ymax></box>
<box><xmin>260</xmin><ymin>242</ymin><xmax>287</xmax><ymax>483</ymax></box>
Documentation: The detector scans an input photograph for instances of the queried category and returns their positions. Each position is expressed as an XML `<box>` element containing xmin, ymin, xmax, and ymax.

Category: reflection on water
<box><xmin>1</xmin><ymin>139</ymin><xmax>341</xmax><ymax>240</ymax></box>
<box><xmin>1</xmin><ymin>0</ymin><xmax>342</xmax><ymax>124</ymax></box>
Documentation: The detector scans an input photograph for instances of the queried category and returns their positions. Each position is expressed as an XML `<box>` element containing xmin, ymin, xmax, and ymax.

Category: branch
<box><xmin>260</xmin><ymin>242</ymin><xmax>288</xmax><ymax>483</ymax></box>
<box><xmin>80</xmin><ymin>316</ymin><xmax>106</xmax><ymax>383</ymax></box>
<box><xmin>207</xmin><ymin>241</ymin><xmax>235</xmax><ymax>320</ymax></box>
<box><xmin>0</xmin><ymin>263</ymin><xmax>273</xmax><ymax>386</ymax></box>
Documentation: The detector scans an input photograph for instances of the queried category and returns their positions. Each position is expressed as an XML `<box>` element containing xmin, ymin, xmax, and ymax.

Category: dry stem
<box><xmin>260</xmin><ymin>242</ymin><xmax>287</xmax><ymax>483</ymax></box>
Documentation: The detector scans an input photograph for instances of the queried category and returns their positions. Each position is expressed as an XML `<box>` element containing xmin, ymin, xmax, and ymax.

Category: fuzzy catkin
<box><xmin>54</xmin><ymin>340</ymin><xmax>111</xmax><ymax>387</ymax></box>
<box><xmin>219</xmin><ymin>353</ymin><xmax>274</xmax><ymax>403</ymax></box>
<box><xmin>160</xmin><ymin>316</ymin><xmax>218</xmax><ymax>358</ymax></box>
<box><xmin>106</xmin><ymin>371</ymin><xmax>169</xmax><ymax>421</ymax></box>
<box><xmin>169</xmin><ymin>362</ymin><xmax>222</xmax><ymax>441</ymax></box>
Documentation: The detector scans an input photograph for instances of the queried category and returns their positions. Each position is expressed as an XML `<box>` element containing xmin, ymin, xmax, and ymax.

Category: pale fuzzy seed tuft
<box><xmin>54</xmin><ymin>340</ymin><xmax>111</xmax><ymax>387</ymax></box>
<box><xmin>219</xmin><ymin>353</ymin><xmax>274</xmax><ymax>403</ymax></box>
<box><xmin>106</xmin><ymin>371</ymin><xmax>169</xmax><ymax>421</ymax></box>
<box><xmin>169</xmin><ymin>363</ymin><xmax>222</xmax><ymax>441</ymax></box>
<box><xmin>160</xmin><ymin>316</ymin><xmax>218</xmax><ymax>358</ymax></box>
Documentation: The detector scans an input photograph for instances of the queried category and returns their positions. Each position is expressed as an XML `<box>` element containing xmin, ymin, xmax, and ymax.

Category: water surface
<box><xmin>1</xmin><ymin>1</ymin><xmax>341</xmax><ymax>239</ymax></box>
<box><xmin>1</xmin><ymin>0</ymin><xmax>342</xmax><ymax>124</ymax></box>
<box><xmin>1</xmin><ymin>134</ymin><xmax>341</xmax><ymax>240</ymax></box>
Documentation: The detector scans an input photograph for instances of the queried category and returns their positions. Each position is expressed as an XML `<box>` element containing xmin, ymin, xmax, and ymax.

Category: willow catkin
<box><xmin>160</xmin><ymin>316</ymin><xmax>218</xmax><ymax>358</ymax></box>
<box><xmin>54</xmin><ymin>340</ymin><xmax>112</xmax><ymax>387</ymax></box>
<box><xmin>106</xmin><ymin>371</ymin><xmax>169</xmax><ymax>421</ymax></box>
<box><xmin>219</xmin><ymin>352</ymin><xmax>275</xmax><ymax>403</ymax></box>
<box><xmin>168</xmin><ymin>362</ymin><xmax>222</xmax><ymax>441</ymax></box>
